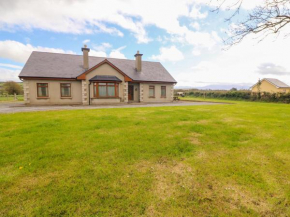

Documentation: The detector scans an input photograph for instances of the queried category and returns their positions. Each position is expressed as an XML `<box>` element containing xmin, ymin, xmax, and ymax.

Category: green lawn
<box><xmin>0</xmin><ymin>95</ymin><xmax>24</xmax><ymax>102</ymax></box>
<box><xmin>181</xmin><ymin>96</ymin><xmax>249</xmax><ymax>103</ymax></box>
<box><xmin>0</xmin><ymin>102</ymin><xmax>290</xmax><ymax>216</ymax></box>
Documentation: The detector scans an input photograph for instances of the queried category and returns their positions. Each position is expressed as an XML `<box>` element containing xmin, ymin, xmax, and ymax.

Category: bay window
<box><xmin>94</xmin><ymin>82</ymin><xmax>119</xmax><ymax>98</ymax></box>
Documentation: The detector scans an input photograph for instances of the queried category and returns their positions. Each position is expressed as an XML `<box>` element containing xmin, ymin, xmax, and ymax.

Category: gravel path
<box><xmin>0</xmin><ymin>101</ymin><xmax>224</xmax><ymax>114</ymax></box>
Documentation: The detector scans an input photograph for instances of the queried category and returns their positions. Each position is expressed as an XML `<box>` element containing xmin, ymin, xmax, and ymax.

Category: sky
<box><xmin>0</xmin><ymin>0</ymin><xmax>290</xmax><ymax>89</ymax></box>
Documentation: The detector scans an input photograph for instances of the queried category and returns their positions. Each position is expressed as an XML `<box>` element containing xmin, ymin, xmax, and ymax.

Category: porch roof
<box><xmin>89</xmin><ymin>75</ymin><xmax>122</xmax><ymax>82</ymax></box>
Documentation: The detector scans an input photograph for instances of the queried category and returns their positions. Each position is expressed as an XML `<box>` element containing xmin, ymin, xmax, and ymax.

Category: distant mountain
<box><xmin>175</xmin><ymin>83</ymin><xmax>252</xmax><ymax>90</ymax></box>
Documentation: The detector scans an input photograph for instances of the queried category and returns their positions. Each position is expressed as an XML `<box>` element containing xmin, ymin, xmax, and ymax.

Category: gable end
<box><xmin>77</xmin><ymin>59</ymin><xmax>132</xmax><ymax>82</ymax></box>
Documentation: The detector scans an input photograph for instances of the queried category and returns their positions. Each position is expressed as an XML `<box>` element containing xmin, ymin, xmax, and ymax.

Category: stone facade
<box><xmin>23</xmin><ymin>80</ymin><xmax>30</xmax><ymax>104</ymax></box>
<box><xmin>123</xmin><ymin>82</ymin><xmax>128</xmax><ymax>103</ymax></box>
<box><xmin>82</xmin><ymin>80</ymin><xmax>88</xmax><ymax>105</ymax></box>
<box><xmin>139</xmin><ymin>83</ymin><xmax>144</xmax><ymax>102</ymax></box>
<box><xmin>170</xmin><ymin>84</ymin><xmax>174</xmax><ymax>99</ymax></box>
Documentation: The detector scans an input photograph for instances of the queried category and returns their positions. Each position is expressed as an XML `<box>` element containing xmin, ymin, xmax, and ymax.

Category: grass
<box><xmin>0</xmin><ymin>102</ymin><xmax>290</xmax><ymax>216</ymax></box>
<box><xmin>0</xmin><ymin>95</ymin><xmax>24</xmax><ymax>102</ymax></box>
<box><xmin>182</xmin><ymin>96</ymin><xmax>249</xmax><ymax>103</ymax></box>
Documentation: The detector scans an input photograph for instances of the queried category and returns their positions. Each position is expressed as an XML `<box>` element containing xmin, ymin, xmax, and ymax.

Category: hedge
<box><xmin>186</xmin><ymin>90</ymin><xmax>290</xmax><ymax>103</ymax></box>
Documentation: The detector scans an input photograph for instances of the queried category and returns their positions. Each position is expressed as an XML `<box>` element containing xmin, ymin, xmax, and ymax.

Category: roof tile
<box><xmin>19</xmin><ymin>51</ymin><xmax>177</xmax><ymax>83</ymax></box>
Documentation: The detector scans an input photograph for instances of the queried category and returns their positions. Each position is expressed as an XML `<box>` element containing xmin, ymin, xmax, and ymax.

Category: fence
<box><xmin>0</xmin><ymin>94</ymin><xmax>24</xmax><ymax>102</ymax></box>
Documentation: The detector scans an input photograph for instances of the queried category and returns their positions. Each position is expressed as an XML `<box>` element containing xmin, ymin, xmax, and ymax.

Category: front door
<box><xmin>128</xmin><ymin>85</ymin><xmax>134</xmax><ymax>101</ymax></box>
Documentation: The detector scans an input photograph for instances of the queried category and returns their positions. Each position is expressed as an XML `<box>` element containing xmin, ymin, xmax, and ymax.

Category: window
<box><xmin>161</xmin><ymin>86</ymin><xmax>166</xmax><ymax>98</ymax></box>
<box><xmin>60</xmin><ymin>83</ymin><xmax>71</xmax><ymax>97</ymax></box>
<box><xmin>149</xmin><ymin>86</ymin><xmax>155</xmax><ymax>98</ymax></box>
<box><xmin>94</xmin><ymin>82</ymin><xmax>119</xmax><ymax>98</ymax></box>
<box><xmin>37</xmin><ymin>83</ymin><xmax>48</xmax><ymax>97</ymax></box>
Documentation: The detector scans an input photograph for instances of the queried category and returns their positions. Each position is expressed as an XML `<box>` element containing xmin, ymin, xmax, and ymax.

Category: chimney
<box><xmin>134</xmin><ymin>50</ymin><xmax>143</xmax><ymax>72</ymax></box>
<box><xmin>82</xmin><ymin>45</ymin><xmax>90</xmax><ymax>70</ymax></box>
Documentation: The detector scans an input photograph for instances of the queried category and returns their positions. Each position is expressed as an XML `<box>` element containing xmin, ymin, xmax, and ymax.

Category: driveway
<box><xmin>0</xmin><ymin>101</ymin><xmax>224</xmax><ymax>114</ymax></box>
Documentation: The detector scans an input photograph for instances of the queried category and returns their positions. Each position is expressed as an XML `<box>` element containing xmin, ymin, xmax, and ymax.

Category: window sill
<box><xmin>161</xmin><ymin>96</ymin><xmax>166</xmax><ymax>98</ymax></box>
<box><xmin>37</xmin><ymin>97</ymin><xmax>49</xmax><ymax>99</ymax></box>
<box><xmin>61</xmin><ymin>97</ymin><xmax>72</xmax><ymax>99</ymax></box>
<box><xmin>149</xmin><ymin>97</ymin><xmax>155</xmax><ymax>98</ymax></box>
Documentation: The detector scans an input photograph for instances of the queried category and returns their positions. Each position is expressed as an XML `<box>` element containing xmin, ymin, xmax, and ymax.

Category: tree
<box><xmin>3</xmin><ymin>81</ymin><xmax>23</xmax><ymax>95</ymax></box>
<box><xmin>230</xmin><ymin>87</ymin><xmax>238</xmax><ymax>91</ymax></box>
<box><xmin>213</xmin><ymin>0</ymin><xmax>290</xmax><ymax>46</ymax></box>
<box><xmin>257</xmin><ymin>78</ymin><xmax>262</xmax><ymax>99</ymax></box>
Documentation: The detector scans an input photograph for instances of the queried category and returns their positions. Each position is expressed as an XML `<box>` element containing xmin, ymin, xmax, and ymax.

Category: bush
<box><xmin>187</xmin><ymin>90</ymin><xmax>290</xmax><ymax>104</ymax></box>
<box><xmin>2</xmin><ymin>81</ymin><xmax>23</xmax><ymax>95</ymax></box>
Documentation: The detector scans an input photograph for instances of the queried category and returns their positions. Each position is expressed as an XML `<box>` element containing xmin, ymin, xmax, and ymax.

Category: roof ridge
<box><xmin>32</xmin><ymin>51</ymin><xmax>82</xmax><ymax>56</ymax></box>
<box><xmin>32</xmin><ymin>51</ymin><xmax>160</xmax><ymax>63</ymax></box>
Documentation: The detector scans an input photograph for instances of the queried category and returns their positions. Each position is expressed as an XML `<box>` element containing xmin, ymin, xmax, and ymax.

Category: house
<box><xmin>176</xmin><ymin>92</ymin><xmax>185</xmax><ymax>97</ymax></box>
<box><xmin>19</xmin><ymin>46</ymin><xmax>177</xmax><ymax>105</ymax></box>
<box><xmin>251</xmin><ymin>78</ymin><xmax>290</xmax><ymax>94</ymax></box>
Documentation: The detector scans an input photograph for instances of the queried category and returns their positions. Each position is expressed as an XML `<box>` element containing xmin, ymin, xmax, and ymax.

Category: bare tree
<box><xmin>213</xmin><ymin>0</ymin><xmax>290</xmax><ymax>46</ymax></box>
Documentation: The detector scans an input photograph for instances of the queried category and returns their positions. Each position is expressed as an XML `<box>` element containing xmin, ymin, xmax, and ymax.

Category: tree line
<box><xmin>0</xmin><ymin>81</ymin><xmax>23</xmax><ymax>95</ymax></box>
<box><xmin>186</xmin><ymin>89</ymin><xmax>290</xmax><ymax>103</ymax></box>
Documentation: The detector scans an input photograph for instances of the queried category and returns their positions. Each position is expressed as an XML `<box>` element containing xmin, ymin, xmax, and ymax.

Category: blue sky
<box><xmin>1</xmin><ymin>0</ymin><xmax>290</xmax><ymax>89</ymax></box>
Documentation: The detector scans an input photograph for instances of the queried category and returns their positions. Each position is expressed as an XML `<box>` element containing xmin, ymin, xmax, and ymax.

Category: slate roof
<box><xmin>251</xmin><ymin>78</ymin><xmax>290</xmax><ymax>89</ymax></box>
<box><xmin>89</xmin><ymin>75</ymin><xmax>122</xmax><ymax>82</ymax></box>
<box><xmin>19</xmin><ymin>51</ymin><xmax>176</xmax><ymax>83</ymax></box>
<box><xmin>264</xmin><ymin>78</ymin><xmax>290</xmax><ymax>88</ymax></box>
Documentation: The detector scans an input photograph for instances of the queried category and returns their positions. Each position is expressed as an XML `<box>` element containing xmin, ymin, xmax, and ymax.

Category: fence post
<box><xmin>14</xmin><ymin>93</ymin><xmax>17</xmax><ymax>101</ymax></box>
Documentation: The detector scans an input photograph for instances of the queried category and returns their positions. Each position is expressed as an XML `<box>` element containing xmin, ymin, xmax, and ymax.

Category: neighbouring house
<box><xmin>251</xmin><ymin>78</ymin><xmax>290</xmax><ymax>94</ymax></box>
<box><xmin>176</xmin><ymin>92</ymin><xmax>185</xmax><ymax>97</ymax></box>
<box><xmin>19</xmin><ymin>46</ymin><xmax>177</xmax><ymax>105</ymax></box>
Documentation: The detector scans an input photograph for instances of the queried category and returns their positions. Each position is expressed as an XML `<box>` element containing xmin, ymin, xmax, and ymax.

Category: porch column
<box><xmin>123</xmin><ymin>82</ymin><xmax>128</xmax><ymax>102</ymax></box>
<box><xmin>139</xmin><ymin>83</ymin><xmax>144</xmax><ymax>102</ymax></box>
<box><xmin>23</xmin><ymin>80</ymin><xmax>30</xmax><ymax>104</ymax></box>
<box><xmin>82</xmin><ymin>80</ymin><xmax>88</xmax><ymax>105</ymax></box>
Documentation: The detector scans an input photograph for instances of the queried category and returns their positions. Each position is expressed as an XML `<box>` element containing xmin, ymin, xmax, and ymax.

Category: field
<box><xmin>0</xmin><ymin>95</ymin><xmax>24</xmax><ymax>102</ymax></box>
<box><xmin>0</xmin><ymin>101</ymin><xmax>290</xmax><ymax>216</ymax></box>
<box><xmin>0</xmin><ymin>82</ymin><xmax>24</xmax><ymax>102</ymax></box>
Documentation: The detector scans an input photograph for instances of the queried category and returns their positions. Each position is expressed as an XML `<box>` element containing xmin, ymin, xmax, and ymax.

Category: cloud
<box><xmin>174</xmin><ymin>33</ymin><xmax>290</xmax><ymax>88</ymax></box>
<box><xmin>190</xmin><ymin>22</ymin><xmax>200</xmax><ymax>30</ymax></box>
<box><xmin>151</xmin><ymin>46</ymin><xmax>184</xmax><ymax>62</ymax></box>
<box><xmin>0</xmin><ymin>67</ymin><xmax>21</xmax><ymax>82</ymax></box>
<box><xmin>93</xmin><ymin>21</ymin><xmax>124</xmax><ymax>37</ymax></box>
<box><xmin>89</xmin><ymin>42</ymin><xmax>114</xmax><ymax>57</ymax></box>
<box><xmin>184</xmin><ymin>31</ymin><xmax>221</xmax><ymax>49</ymax></box>
<box><xmin>196</xmin><ymin>0</ymin><xmax>265</xmax><ymax>10</ymax></box>
<box><xmin>82</xmin><ymin>39</ymin><xmax>90</xmax><ymax>44</ymax></box>
<box><xmin>93</xmin><ymin>42</ymin><xmax>112</xmax><ymax>52</ymax></box>
<box><xmin>109</xmin><ymin>46</ymin><xmax>127</xmax><ymax>59</ymax></box>
<box><xmin>0</xmin><ymin>40</ymin><xmax>75</xmax><ymax>63</ymax></box>
<box><xmin>90</xmin><ymin>50</ymin><xmax>107</xmax><ymax>57</ymax></box>
<box><xmin>189</xmin><ymin>6</ymin><xmax>208</xmax><ymax>19</ymax></box>
<box><xmin>0</xmin><ymin>0</ymin><xmax>217</xmax><ymax>44</ymax></box>
<box><xmin>257</xmin><ymin>63</ymin><xmax>290</xmax><ymax>75</ymax></box>
<box><xmin>192</xmin><ymin>48</ymin><xmax>201</xmax><ymax>56</ymax></box>
<box><xmin>0</xmin><ymin>63</ymin><xmax>22</xmax><ymax>69</ymax></box>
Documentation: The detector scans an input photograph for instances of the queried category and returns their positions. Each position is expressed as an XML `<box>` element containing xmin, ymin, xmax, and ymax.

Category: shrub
<box><xmin>187</xmin><ymin>90</ymin><xmax>290</xmax><ymax>104</ymax></box>
<box><xmin>2</xmin><ymin>81</ymin><xmax>23</xmax><ymax>95</ymax></box>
